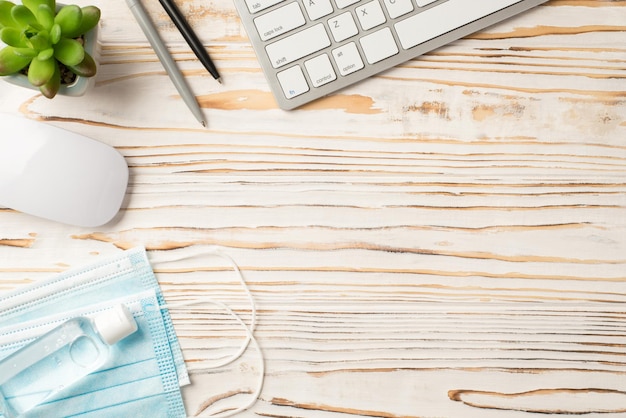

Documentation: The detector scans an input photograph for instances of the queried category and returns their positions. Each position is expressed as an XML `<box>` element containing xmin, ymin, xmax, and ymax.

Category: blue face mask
<box><xmin>0</xmin><ymin>248</ymin><xmax>189</xmax><ymax>418</ymax></box>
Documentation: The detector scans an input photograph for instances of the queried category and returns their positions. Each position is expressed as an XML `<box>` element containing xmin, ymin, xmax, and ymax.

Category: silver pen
<box><xmin>126</xmin><ymin>0</ymin><xmax>207</xmax><ymax>127</ymax></box>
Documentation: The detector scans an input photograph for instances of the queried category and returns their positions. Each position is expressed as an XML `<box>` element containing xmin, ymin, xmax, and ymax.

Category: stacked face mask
<box><xmin>0</xmin><ymin>247</ymin><xmax>189</xmax><ymax>418</ymax></box>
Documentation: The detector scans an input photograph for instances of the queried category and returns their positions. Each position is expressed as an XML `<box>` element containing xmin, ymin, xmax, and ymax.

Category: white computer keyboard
<box><xmin>233</xmin><ymin>0</ymin><xmax>546</xmax><ymax>109</ymax></box>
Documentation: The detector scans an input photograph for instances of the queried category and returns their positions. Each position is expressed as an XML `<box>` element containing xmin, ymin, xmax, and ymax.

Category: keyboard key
<box><xmin>254</xmin><ymin>2</ymin><xmax>306</xmax><ymax>41</ymax></box>
<box><xmin>382</xmin><ymin>0</ymin><xmax>413</xmax><ymax>19</ymax></box>
<box><xmin>332</xmin><ymin>42</ymin><xmax>364</xmax><ymax>76</ymax></box>
<box><xmin>328</xmin><ymin>12</ymin><xmax>358</xmax><ymax>42</ymax></box>
<box><xmin>416</xmin><ymin>0</ymin><xmax>438</xmax><ymax>6</ymax></box>
<box><xmin>302</xmin><ymin>0</ymin><xmax>334</xmax><ymax>20</ymax></box>
<box><xmin>277</xmin><ymin>65</ymin><xmax>310</xmax><ymax>99</ymax></box>
<box><xmin>334</xmin><ymin>0</ymin><xmax>359</xmax><ymax>9</ymax></box>
<box><xmin>305</xmin><ymin>54</ymin><xmax>337</xmax><ymax>87</ymax></box>
<box><xmin>355</xmin><ymin>0</ymin><xmax>386</xmax><ymax>31</ymax></box>
<box><xmin>266</xmin><ymin>24</ymin><xmax>331</xmax><ymax>68</ymax></box>
<box><xmin>244</xmin><ymin>0</ymin><xmax>284</xmax><ymax>14</ymax></box>
<box><xmin>395</xmin><ymin>0</ymin><xmax>520</xmax><ymax>50</ymax></box>
<box><xmin>360</xmin><ymin>27</ymin><xmax>398</xmax><ymax>64</ymax></box>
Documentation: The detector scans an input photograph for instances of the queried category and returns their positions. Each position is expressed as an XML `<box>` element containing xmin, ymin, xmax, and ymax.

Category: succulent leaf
<box><xmin>27</xmin><ymin>53</ymin><xmax>54</xmax><ymax>85</ymax></box>
<box><xmin>36</xmin><ymin>4</ymin><xmax>54</xmax><ymax>30</ymax></box>
<box><xmin>67</xmin><ymin>49</ymin><xmax>95</xmax><ymax>77</ymax></box>
<box><xmin>53</xmin><ymin>37</ymin><xmax>82</xmax><ymax>66</ymax></box>
<box><xmin>53</xmin><ymin>4</ymin><xmax>81</xmax><ymax>37</ymax></box>
<box><xmin>13</xmin><ymin>47</ymin><xmax>37</xmax><ymax>58</ymax></box>
<box><xmin>37</xmin><ymin>46</ymin><xmax>53</xmax><ymax>60</ymax></box>
<box><xmin>22</xmin><ymin>0</ymin><xmax>54</xmax><ymax>14</ymax></box>
<box><xmin>11</xmin><ymin>4</ymin><xmax>41</xmax><ymax>30</ymax></box>
<box><xmin>0</xmin><ymin>1</ymin><xmax>19</xmax><ymax>29</ymax></box>
<box><xmin>62</xmin><ymin>5</ymin><xmax>99</xmax><ymax>38</ymax></box>
<box><xmin>25</xmin><ymin>31</ymin><xmax>49</xmax><ymax>51</ymax></box>
<box><xmin>0</xmin><ymin>45</ymin><xmax>32</xmax><ymax>75</ymax></box>
<box><xmin>49</xmin><ymin>21</ymin><xmax>60</xmax><ymax>43</ymax></box>
<box><xmin>0</xmin><ymin>26</ymin><xmax>25</xmax><ymax>47</ymax></box>
<box><xmin>39</xmin><ymin>61</ymin><xmax>60</xmax><ymax>98</ymax></box>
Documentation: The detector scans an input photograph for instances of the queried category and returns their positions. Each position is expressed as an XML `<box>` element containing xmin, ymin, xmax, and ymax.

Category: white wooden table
<box><xmin>1</xmin><ymin>0</ymin><xmax>625</xmax><ymax>416</ymax></box>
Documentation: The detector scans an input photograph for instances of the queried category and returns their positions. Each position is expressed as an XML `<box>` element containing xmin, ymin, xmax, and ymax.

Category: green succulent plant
<box><xmin>0</xmin><ymin>0</ymin><xmax>100</xmax><ymax>98</ymax></box>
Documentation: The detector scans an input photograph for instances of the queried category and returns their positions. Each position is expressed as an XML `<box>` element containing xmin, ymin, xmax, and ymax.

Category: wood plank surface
<box><xmin>1</xmin><ymin>0</ymin><xmax>625</xmax><ymax>416</ymax></box>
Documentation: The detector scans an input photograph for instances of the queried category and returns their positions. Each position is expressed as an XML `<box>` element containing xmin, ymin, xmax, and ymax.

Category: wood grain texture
<box><xmin>1</xmin><ymin>0</ymin><xmax>625</xmax><ymax>416</ymax></box>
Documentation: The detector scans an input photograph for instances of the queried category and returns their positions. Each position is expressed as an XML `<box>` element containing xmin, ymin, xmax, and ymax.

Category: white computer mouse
<box><xmin>0</xmin><ymin>113</ymin><xmax>129</xmax><ymax>227</ymax></box>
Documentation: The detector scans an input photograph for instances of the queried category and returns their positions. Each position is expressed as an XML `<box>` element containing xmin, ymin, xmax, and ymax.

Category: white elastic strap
<box><xmin>154</xmin><ymin>246</ymin><xmax>264</xmax><ymax>417</ymax></box>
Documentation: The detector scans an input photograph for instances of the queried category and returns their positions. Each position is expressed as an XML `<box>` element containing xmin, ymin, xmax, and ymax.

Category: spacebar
<box><xmin>266</xmin><ymin>24</ymin><xmax>331</xmax><ymax>69</ymax></box>
<box><xmin>395</xmin><ymin>0</ymin><xmax>521</xmax><ymax>50</ymax></box>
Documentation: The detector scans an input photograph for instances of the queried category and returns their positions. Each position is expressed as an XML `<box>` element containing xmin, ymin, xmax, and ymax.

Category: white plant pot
<box><xmin>1</xmin><ymin>7</ymin><xmax>100</xmax><ymax>97</ymax></box>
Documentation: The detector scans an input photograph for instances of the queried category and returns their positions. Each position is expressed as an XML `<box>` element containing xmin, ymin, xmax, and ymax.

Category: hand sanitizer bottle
<box><xmin>0</xmin><ymin>305</ymin><xmax>138</xmax><ymax>418</ymax></box>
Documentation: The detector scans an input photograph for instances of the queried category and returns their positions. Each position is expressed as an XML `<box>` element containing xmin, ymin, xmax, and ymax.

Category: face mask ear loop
<box><xmin>153</xmin><ymin>246</ymin><xmax>264</xmax><ymax>417</ymax></box>
<box><xmin>164</xmin><ymin>298</ymin><xmax>265</xmax><ymax>418</ymax></box>
<box><xmin>154</xmin><ymin>246</ymin><xmax>257</xmax><ymax>368</ymax></box>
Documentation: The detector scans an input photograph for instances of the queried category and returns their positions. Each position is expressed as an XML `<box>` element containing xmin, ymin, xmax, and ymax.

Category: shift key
<box><xmin>266</xmin><ymin>24</ymin><xmax>331</xmax><ymax>68</ymax></box>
